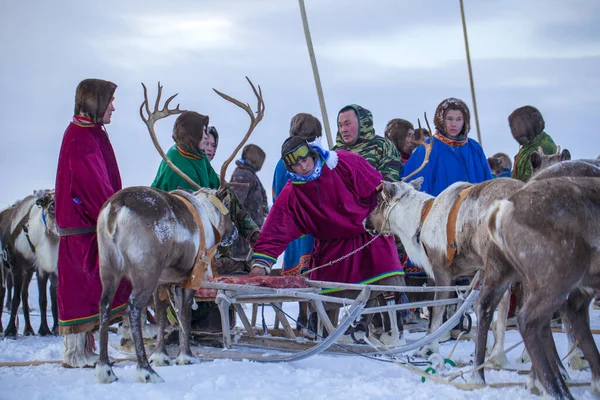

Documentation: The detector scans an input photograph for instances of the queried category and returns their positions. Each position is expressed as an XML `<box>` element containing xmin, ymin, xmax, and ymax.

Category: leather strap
<box><xmin>171</xmin><ymin>193</ymin><xmax>221</xmax><ymax>291</ymax></box>
<box><xmin>446</xmin><ymin>184</ymin><xmax>475</xmax><ymax>263</ymax></box>
<box><xmin>58</xmin><ymin>226</ymin><xmax>96</xmax><ymax>237</ymax></box>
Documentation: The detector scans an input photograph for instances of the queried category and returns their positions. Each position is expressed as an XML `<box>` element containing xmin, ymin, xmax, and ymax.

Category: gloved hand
<box><xmin>250</xmin><ymin>258</ymin><xmax>272</xmax><ymax>276</ymax></box>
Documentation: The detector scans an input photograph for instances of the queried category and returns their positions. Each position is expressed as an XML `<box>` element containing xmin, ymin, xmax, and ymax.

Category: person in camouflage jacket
<box><xmin>333</xmin><ymin>104</ymin><xmax>403</xmax><ymax>181</ymax></box>
<box><xmin>230</xmin><ymin>144</ymin><xmax>269</xmax><ymax>259</ymax></box>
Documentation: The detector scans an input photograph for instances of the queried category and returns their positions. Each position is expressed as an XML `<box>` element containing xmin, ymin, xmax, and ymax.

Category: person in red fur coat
<box><xmin>54</xmin><ymin>79</ymin><xmax>131</xmax><ymax>368</ymax></box>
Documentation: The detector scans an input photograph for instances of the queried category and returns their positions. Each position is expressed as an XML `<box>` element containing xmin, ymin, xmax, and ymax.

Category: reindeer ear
<box><xmin>560</xmin><ymin>149</ymin><xmax>571</xmax><ymax>161</ymax></box>
<box><xmin>382</xmin><ymin>181</ymin><xmax>397</xmax><ymax>199</ymax></box>
<box><xmin>530</xmin><ymin>152</ymin><xmax>542</xmax><ymax>170</ymax></box>
<box><xmin>409</xmin><ymin>176</ymin><xmax>424</xmax><ymax>191</ymax></box>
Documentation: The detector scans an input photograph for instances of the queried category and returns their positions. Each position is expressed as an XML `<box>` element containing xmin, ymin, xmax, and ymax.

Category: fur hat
<box><xmin>241</xmin><ymin>144</ymin><xmax>266</xmax><ymax>171</ymax></box>
<box><xmin>74</xmin><ymin>79</ymin><xmax>117</xmax><ymax>124</ymax></box>
<box><xmin>384</xmin><ymin>119</ymin><xmax>414</xmax><ymax>153</ymax></box>
<box><xmin>207</xmin><ymin>126</ymin><xmax>219</xmax><ymax>146</ymax></box>
<box><xmin>289</xmin><ymin>113</ymin><xmax>322</xmax><ymax>141</ymax></box>
<box><xmin>508</xmin><ymin>106</ymin><xmax>545</xmax><ymax>146</ymax></box>
<box><xmin>172</xmin><ymin>111</ymin><xmax>209</xmax><ymax>152</ymax></box>
<box><xmin>434</xmin><ymin>98</ymin><xmax>471</xmax><ymax>138</ymax></box>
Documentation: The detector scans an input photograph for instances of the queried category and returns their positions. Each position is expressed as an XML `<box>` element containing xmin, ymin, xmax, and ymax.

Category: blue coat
<box><xmin>402</xmin><ymin>132</ymin><xmax>492</xmax><ymax>196</ymax></box>
<box><xmin>272</xmin><ymin>159</ymin><xmax>314</xmax><ymax>276</ymax></box>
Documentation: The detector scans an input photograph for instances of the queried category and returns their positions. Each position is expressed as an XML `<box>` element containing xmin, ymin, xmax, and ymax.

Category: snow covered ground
<box><xmin>1</xmin><ymin>279</ymin><xmax>600</xmax><ymax>400</ymax></box>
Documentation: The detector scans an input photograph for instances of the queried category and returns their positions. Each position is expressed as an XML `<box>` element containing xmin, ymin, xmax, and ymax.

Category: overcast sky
<box><xmin>1</xmin><ymin>0</ymin><xmax>599</xmax><ymax>208</ymax></box>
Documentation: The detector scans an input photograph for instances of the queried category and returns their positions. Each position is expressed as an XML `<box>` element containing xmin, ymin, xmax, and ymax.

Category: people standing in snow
<box><xmin>230</xmin><ymin>144</ymin><xmax>269</xmax><ymax>259</ymax></box>
<box><xmin>402</xmin><ymin>98</ymin><xmax>492</xmax><ymax>195</ymax></box>
<box><xmin>509</xmin><ymin>105</ymin><xmax>557</xmax><ymax>182</ymax></box>
<box><xmin>333</xmin><ymin>104</ymin><xmax>403</xmax><ymax>182</ymax></box>
<box><xmin>54</xmin><ymin>78</ymin><xmax>132</xmax><ymax>367</ymax></box>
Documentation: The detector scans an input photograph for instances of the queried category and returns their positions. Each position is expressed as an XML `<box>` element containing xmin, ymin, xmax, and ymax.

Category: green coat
<box><xmin>151</xmin><ymin>143</ymin><xmax>259</xmax><ymax>244</ymax></box>
<box><xmin>333</xmin><ymin>104</ymin><xmax>403</xmax><ymax>182</ymax></box>
<box><xmin>512</xmin><ymin>132</ymin><xmax>557</xmax><ymax>182</ymax></box>
<box><xmin>151</xmin><ymin>144</ymin><xmax>220</xmax><ymax>191</ymax></box>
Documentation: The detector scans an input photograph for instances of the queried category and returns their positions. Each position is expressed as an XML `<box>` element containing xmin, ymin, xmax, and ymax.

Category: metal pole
<box><xmin>298</xmin><ymin>0</ymin><xmax>334</xmax><ymax>148</ymax></box>
<box><xmin>459</xmin><ymin>0</ymin><xmax>483</xmax><ymax>146</ymax></box>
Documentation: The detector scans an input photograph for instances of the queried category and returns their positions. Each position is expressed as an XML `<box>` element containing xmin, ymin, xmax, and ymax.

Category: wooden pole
<box><xmin>459</xmin><ymin>0</ymin><xmax>483</xmax><ymax>146</ymax></box>
<box><xmin>298</xmin><ymin>0</ymin><xmax>334</xmax><ymax>148</ymax></box>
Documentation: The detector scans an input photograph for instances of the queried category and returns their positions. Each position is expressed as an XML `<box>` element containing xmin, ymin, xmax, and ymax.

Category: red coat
<box><xmin>55</xmin><ymin>118</ymin><xmax>130</xmax><ymax>333</ymax></box>
<box><xmin>253</xmin><ymin>150</ymin><xmax>403</xmax><ymax>292</ymax></box>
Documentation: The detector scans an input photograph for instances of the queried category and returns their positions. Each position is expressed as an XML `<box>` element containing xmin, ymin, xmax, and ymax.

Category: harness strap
<box><xmin>171</xmin><ymin>193</ymin><xmax>221</xmax><ymax>291</ymax></box>
<box><xmin>58</xmin><ymin>226</ymin><xmax>96</xmax><ymax>237</ymax></box>
<box><xmin>10</xmin><ymin>211</ymin><xmax>31</xmax><ymax>246</ymax></box>
<box><xmin>446</xmin><ymin>185</ymin><xmax>475</xmax><ymax>263</ymax></box>
<box><xmin>415</xmin><ymin>199</ymin><xmax>434</xmax><ymax>245</ymax></box>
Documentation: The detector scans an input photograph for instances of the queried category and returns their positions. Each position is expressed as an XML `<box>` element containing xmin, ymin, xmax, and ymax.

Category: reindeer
<box><xmin>95</xmin><ymin>78</ymin><xmax>264</xmax><ymax>384</ymax></box>
<box><xmin>488</xmin><ymin>177</ymin><xmax>600</xmax><ymax>399</ymax></box>
<box><xmin>0</xmin><ymin>190</ymin><xmax>59</xmax><ymax>337</ymax></box>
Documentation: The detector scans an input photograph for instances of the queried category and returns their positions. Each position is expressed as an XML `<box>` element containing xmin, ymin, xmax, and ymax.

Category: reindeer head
<box><xmin>34</xmin><ymin>189</ymin><xmax>58</xmax><ymax>237</ymax></box>
<box><xmin>193</xmin><ymin>189</ymin><xmax>238</xmax><ymax>247</ymax></box>
<box><xmin>530</xmin><ymin>146</ymin><xmax>571</xmax><ymax>176</ymax></box>
<box><xmin>364</xmin><ymin>178</ymin><xmax>423</xmax><ymax>236</ymax></box>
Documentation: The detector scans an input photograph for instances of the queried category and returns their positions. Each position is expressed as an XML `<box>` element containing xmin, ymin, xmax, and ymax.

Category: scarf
<box><xmin>72</xmin><ymin>115</ymin><xmax>95</xmax><ymax>127</ymax></box>
<box><xmin>512</xmin><ymin>132</ymin><xmax>557</xmax><ymax>182</ymax></box>
<box><xmin>433</xmin><ymin>130</ymin><xmax>468</xmax><ymax>147</ymax></box>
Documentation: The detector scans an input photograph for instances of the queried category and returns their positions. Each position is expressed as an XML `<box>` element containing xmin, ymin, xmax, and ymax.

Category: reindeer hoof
<box><xmin>176</xmin><ymin>353</ymin><xmax>197</xmax><ymax>365</ymax></box>
<box><xmin>517</xmin><ymin>348</ymin><xmax>531</xmax><ymax>364</ymax></box>
<box><xmin>468</xmin><ymin>372</ymin><xmax>485</xmax><ymax>385</ymax></box>
<box><xmin>38</xmin><ymin>326</ymin><xmax>53</xmax><ymax>337</ymax></box>
<box><xmin>136</xmin><ymin>367</ymin><xmax>163</xmax><ymax>383</ymax></box>
<box><xmin>526</xmin><ymin>374</ymin><xmax>542</xmax><ymax>395</ymax></box>
<box><xmin>3</xmin><ymin>326</ymin><xmax>17</xmax><ymax>339</ymax></box>
<box><xmin>488</xmin><ymin>351</ymin><xmax>508</xmax><ymax>368</ymax></box>
<box><xmin>414</xmin><ymin>344</ymin><xmax>438</xmax><ymax>359</ymax></box>
<box><xmin>149</xmin><ymin>352</ymin><xmax>171</xmax><ymax>367</ymax></box>
<box><xmin>23</xmin><ymin>327</ymin><xmax>35</xmax><ymax>337</ymax></box>
<box><xmin>95</xmin><ymin>363</ymin><xmax>118</xmax><ymax>384</ymax></box>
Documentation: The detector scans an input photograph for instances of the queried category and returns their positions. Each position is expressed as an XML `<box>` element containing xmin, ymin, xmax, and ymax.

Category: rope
<box><xmin>301</xmin><ymin>234</ymin><xmax>381</xmax><ymax>276</ymax></box>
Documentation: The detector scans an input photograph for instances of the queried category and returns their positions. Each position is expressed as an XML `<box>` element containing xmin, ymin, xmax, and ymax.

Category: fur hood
<box><xmin>508</xmin><ymin>105</ymin><xmax>545</xmax><ymax>146</ymax></box>
<box><xmin>241</xmin><ymin>144</ymin><xmax>266</xmax><ymax>171</ymax></box>
<box><xmin>172</xmin><ymin>111</ymin><xmax>210</xmax><ymax>153</ymax></box>
<box><xmin>434</xmin><ymin>98</ymin><xmax>471</xmax><ymax>140</ymax></box>
<box><xmin>74</xmin><ymin>79</ymin><xmax>117</xmax><ymax>124</ymax></box>
<box><xmin>335</xmin><ymin>104</ymin><xmax>375</xmax><ymax>148</ymax></box>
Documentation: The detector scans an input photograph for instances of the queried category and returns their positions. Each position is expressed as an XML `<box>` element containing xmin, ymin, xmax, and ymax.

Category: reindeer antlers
<box><xmin>139</xmin><ymin>82</ymin><xmax>201</xmax><ymax>190</ymax></box>
<box><xmin>401</xmin><ymin>112</ymin><xmax>434</xmax><ymax>182</ymax></box>
<box><xmin>213</xmin><ymin>77</ymin><xmax>265</xmax><ymax>189</ymax></box>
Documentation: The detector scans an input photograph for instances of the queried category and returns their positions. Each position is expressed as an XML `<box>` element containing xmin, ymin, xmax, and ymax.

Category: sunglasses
<box><xmin>283</xmin><ymin>143</ymin><xmax>311</xmax><ymax>167</ymax></box>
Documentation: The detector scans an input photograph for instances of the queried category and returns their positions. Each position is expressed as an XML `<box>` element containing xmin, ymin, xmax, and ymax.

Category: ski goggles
<box><xmin>283</xmin><ymin>143</ymin><xmax>311</xmax><ymax>166</ymax></box>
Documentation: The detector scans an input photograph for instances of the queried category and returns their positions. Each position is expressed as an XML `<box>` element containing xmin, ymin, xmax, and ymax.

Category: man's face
<box><xmin>102</xmin><ymin>97</ymin><xmax>115</xmax><ymax>125</ymax></box>
<box><xmin>338</xmin><ymin>110</ymin><xmax>359</xmax><ymax>145</ymax></box>
<box><xmin>443</xmin><ymin>110</ymin><xmax>464</xmax><ymax>138</ymax></box>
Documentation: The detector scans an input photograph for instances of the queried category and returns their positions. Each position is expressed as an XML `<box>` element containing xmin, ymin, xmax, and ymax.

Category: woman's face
<box><xmin>401</xmin><ymin>129</ymin><xmax>417</xmax><ymax>155</ymax></box>
<box><xmin>444</xmin><ymin>109</ymin><xmax>464</xmax><ymax>138</ymax></box>
<box><xmin>198</xmin><ymin>126</ymin><xmax>209</xmax><ymax>153</ymax></box>
<box><xmin>205</xmin><ymin>133</ymin><xmax>217</xmax><ymax>160</ymax></box>
<box><xmin>291</xmin><ymin>156</ymin><xmax>315</xmax><ymax>176</ymax></box>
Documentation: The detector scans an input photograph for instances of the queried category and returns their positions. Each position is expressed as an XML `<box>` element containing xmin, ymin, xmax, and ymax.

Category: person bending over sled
<box><xmin>251</xmin><ymin>137</ymin><xmax>406</xmax><ymax>345</ymax></box>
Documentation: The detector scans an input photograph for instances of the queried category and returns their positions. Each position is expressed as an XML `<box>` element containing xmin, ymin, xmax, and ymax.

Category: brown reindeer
<box><xmin>364</xmin><ymin>176</ymin><xmax>524</xmax><ymax>384</ymax></box>
<box><xmin>0</xmin><ymin>191</ymin><xmax>59</xmax><ymax>337</ymax></box>
<box><xmin>488</xmin><ymin>177</ymin><xmax>600</xmax><ymax>399</ymax></box>
<box><xmin>95</xmin><ymin>78</ymin><xmax>264</xmax><ymax>383</ymax></box>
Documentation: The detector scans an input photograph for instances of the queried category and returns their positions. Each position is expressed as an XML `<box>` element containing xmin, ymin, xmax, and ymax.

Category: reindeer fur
<box><xmin>364</xmin><ymin>177</ymin><xmax>523</xmax><ymax>384</ymax></box>
<box><xmin>95</xmin><ymin>186</ymin><xmax>236</xmax><ymax>384</ymax></box>
<box><xmin>488</xmin><ymin>177</ymin><xmax>600</xmax><ymax>399</ymax></box>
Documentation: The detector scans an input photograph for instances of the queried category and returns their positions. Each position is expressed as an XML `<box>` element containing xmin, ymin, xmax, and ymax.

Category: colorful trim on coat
<box><xmin>72</xmin><ymin>116</ymin><xmax>95</xmax><ymax>127</ymax></box>
<box><xmin>433</xmin><ymin>130</ymin><xmax>468</xmax><ymax>147</ymax></box>
<box><xmin>58</xmin><ymin>302</ymin><xmax>128</xmax><ymax>326</ymax></box>
<box><xmin>320</xmin><ymin>270</ymin><xmax>405</xmax><ymax>294</ymax></box>
<box><xmin>177</xmin><ymin>145</ymin><xmax>204</xmax><ymax>160</ymax></box>
<box><xmin>282</xmin><ymin>254</ymin><xmax>312</xmax><ymax>277</ymax></box>
<box><xmin>252</xmin><ymin>253</ymin><xmax>277</xmax><ymax>263</ymax></box>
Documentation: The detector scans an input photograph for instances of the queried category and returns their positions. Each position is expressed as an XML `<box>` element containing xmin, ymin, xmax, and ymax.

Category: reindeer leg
<box><xmin>471</xmin><ymin>277</ymin><xmax>511</xmax><ymax>384</ymax></box>
<box><xmin>176</xmin><ymin>288</ymin><xmax>197</xmax><ymax>365</ymax></box>
<box><xmin>149</xmin><ymin>290</ymin><xmax>171</xmax><ymax>367</ymax></box>
<box><xmin>519</xmin><ymin>293</ymin><xmax>573</xmax><ymax>399</ymax></box>
<box><xmin>0</xmin><ymin>270</ymin><xmax>5</xmax><ymax>332</ymax></box>
<box><xmin>95</xmin><ymin>274</ymin><xmax>120</xmax><ymax>383</ymax></box>
<box><xmin>5</xmin><ymin>273</ymin><xmax>12</xmax><ymax>312</ymax></box>
<box><xmin>561</xmin><ymin>290</ymin><xmax>600</xmax><ymax>395</ymax></box>
<box><xmin>488</xmin><ymin>287</ymin><xmax>511</xmax><ymax>366</ymax></box>
<box><xmin>21</xmin><ymin>267</ymin><xmax>35</xmax><ymax>336</ymax></box>
<box><xmin>128</xmin><ymin>290</ymin><xmax>162</xmax><ymax>383</ymax></box>
<box><xmin>37</xmin><ymin>270</ymin><xmax>52</xmax><ymax>336</ymax></box>
<box><xmin>50</xmin><ymin>272</ymin><xmax>58</xmax><ymax>335</ymax></box>
<box><xmin>415</xmin><ymin>268</ymin><xmax>452</xmax><ymax>358</ymax></box>
<box><xmin>4</xmin><ymin>262</ymin><xmax>24</xmax><ymax>338</ymax></box>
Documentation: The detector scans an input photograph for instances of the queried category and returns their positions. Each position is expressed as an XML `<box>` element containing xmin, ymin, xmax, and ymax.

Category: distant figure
<box><xmin>488</xmin><ymin>152</ymin><xmax>512</xmax><ymax>178</ymax></box>
<box><xmin>509</xmin><ymin>105</ymin><xmax>556</xmax><ymax>182</ymax></box>
<box><xmin>384</xmin><ymin>118</ymin><xmax>418</xmax><ymax>164</ymax></box>
<box><xmin>204</xmin><ymin>126</ymin><xmax>219</xmax><ymax>161</ymax></box>
<box><xmin>272</xmin><ymin>113</ymin><xmax>320</xmax><ymax>276</ymax></box>
<box><xmin>333</xmin><ymin>104</ymin><xmax>403</xmax><ymax>181</ymax></box>
<box><xmin>230</xmin><ymin>144</ymin><xmax>269</xmax><ymax>259</ymax></box>
<box><xmin>402</xmin><ymin>98</ymin><xmax>492</xmax><ymax>195</ymax></box>
<box><xmin>55</xmin><ymin>79</ymin><xmax>131</xmax><ymax>368</ymax></box>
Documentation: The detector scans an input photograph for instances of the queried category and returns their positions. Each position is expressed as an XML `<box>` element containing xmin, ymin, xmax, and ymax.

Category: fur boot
<box><xmin>63</xmin><ymin>332</ymin><xmax>99</xmax><ymax>368</ymax></box>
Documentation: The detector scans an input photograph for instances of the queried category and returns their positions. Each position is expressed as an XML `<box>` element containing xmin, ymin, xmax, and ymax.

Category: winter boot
<box><xmin>63</xmin><ymin>332</ymin><xmax>99</xmax><ymax>368</ymax></box>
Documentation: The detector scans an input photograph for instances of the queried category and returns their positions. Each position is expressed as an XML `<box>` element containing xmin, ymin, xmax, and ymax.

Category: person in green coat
<box><xmin>509</xmin><ymin>105</ymin><xmax>557</xmax><ymax>182</ymax></box>
<box><xmin>151</xmin><ymin>111</ymin><xmax>262</xmax><ymax>276</ymax></box>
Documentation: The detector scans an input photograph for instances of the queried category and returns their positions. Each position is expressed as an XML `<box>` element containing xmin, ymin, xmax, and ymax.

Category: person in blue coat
<box><xmin>402</xmin><ymin>98</ymin><xmax>492</xmax><ymax>196</ymax></box>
